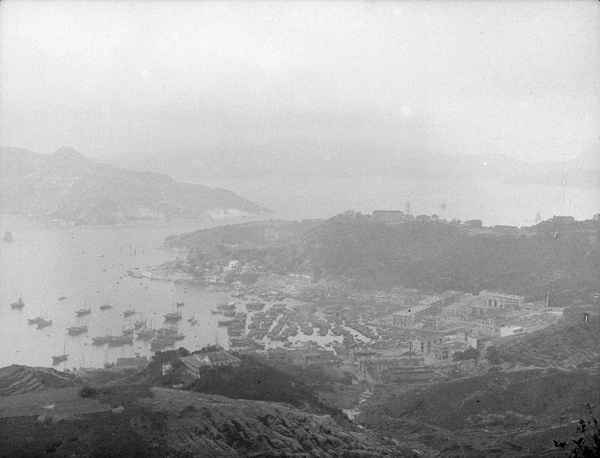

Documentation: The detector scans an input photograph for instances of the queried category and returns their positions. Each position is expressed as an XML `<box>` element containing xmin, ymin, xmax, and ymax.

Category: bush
<box><xmin>452</xmin><ymin>348</ymin><xmax>480</xmax><ymax>362</ymax></box>
<box><xmin>79</xmin><ymin>385</ymin><xmax>96</xmax><ymax>398</ymax></box>
<box><xmin>554</xmin><ymin>405</ymin><xmax>600</xmax><ymax>457</ymax></box>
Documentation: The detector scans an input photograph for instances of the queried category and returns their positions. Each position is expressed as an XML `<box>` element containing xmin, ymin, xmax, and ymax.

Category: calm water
<box><xmin>0</xmin><ymin>216</ymin><xmax>273</xmax><ymax>370</ymax></box>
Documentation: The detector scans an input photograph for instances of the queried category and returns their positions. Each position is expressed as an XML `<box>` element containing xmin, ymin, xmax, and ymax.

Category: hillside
<box><xmin>0</xmin><ymin>147</ymin><xmax>270</xmax><ymax>225</ymax></box>
<box><xmin>0</xmin><ymin>365</ymin><xmax>80</xmax><ymax>397</ymax></box>
<box><xmin>358</xmin><ymin>306</ymin><xmax>600</xmax><ymax>457</ymax></box>
<box><xmin>0</xmin><ymin>381</ymin><xmax>416</xmax><ymax>457</ymax></box>
<box><xmin>165</xmin><ymin>213</ymin><xmax>600</xmax><ymax>302</ymax></box>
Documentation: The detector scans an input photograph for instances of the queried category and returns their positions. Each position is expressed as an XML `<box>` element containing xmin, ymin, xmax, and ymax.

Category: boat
<box><xmin>37</xmin><ymin>319</ymin><xmax>52</xmax><ymax>329</ymax></box>
<box><xmin>136</xmin><ymin>328</ymin><xmax>157</xmax><ymax>340</ymax></box>
<box><xmin>91</xmin><ymin>336</ymin><xmax>111</xmax><ymax>345</ymax></box>
<box><xmin>28</xmin><ymin>316</ymin><xmax>46</xmax><ymax>325</ymax></box>
<box><xmin>100</xmin><ymin>299</ymin><xmax>112</xmax><ymax>310</ymax></box>
<box><xmin>3</xmin><ymin>231</ymin><xmax>12</xmax><ymax>243</ymax></box>
<box><xmin>108</xmin><ymin>335</ymin><xmax>133</xmax><ymax>346</ymax></box>
<box><xmin>75</xmin><ymin>308</ymin><xmax>91</xmax><ymax>316</ymax></box>
<box><xmin>123</xmin><ymin>309</ymin><xmax>136</xmax><ymax>317</ymax></box>
<box><xmin>10</xmin><ymin>296</ymin><xmax>25</xmax><ymax>309</ymax></box>
<box><xmin>58</xmin><ymin>296</ymin><xmax>67</xmax><ymax>301</ymax></box>
<box><xmin>163</xmin><ymin>312</ymin><xmax>182</xmax><ymax>322</ymax></box>
<box><xmin>52</xmin><ymin>343</ymin><xmax>68</xmax><ymax>365</ymax></box>
<box><xmin>187</xmin><ymin>316</ymin><xmax>198</xmax><ymax>325</ymax></box>
<box><xmin>67</xmin><ymin>325</ymin><xmax>88</xmax><ymax>335</ymax></box>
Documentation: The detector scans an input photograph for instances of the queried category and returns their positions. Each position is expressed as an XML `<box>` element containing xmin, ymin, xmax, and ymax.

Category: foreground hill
<box><xmin>0</xmin><ymin>147</ymin><xmax>270</xmax><ymax>225</ymax></box>
<box><xmin>359</xmin><ymin>305</ymin><xmax>600</xmax><ymax>457</ymax></box>
<box><xmin>0</xmin><ymin>383</ymin><xmax>416</xmax><ymax>457</ymax></box>
<box><xmin>0</xmin><ymin>365</ymin><xmax>80</xmax><ymax>397</ymax></box>
<box><xmin>164</xmin><ymin>213</ymin><xmax>600</xmax><ymax>302</ymax></box>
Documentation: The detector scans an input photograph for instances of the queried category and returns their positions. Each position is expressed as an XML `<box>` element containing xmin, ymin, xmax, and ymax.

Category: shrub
<box><xmin>554</xmin><ymin>404</ymin><xmax>600</xmax><ymax>457</ymax></box>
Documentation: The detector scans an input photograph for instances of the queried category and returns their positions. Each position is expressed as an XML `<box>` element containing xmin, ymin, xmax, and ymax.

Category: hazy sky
<box><xmin>1</xmin><ymin>0</ymin><xmax>599</xmax><ymax>168</ymax></box>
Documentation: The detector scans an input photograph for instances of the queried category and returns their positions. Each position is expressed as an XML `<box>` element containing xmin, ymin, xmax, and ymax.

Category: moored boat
<box><xmin>163</xmin><ymin>312</ymin><xmax>182</xmax><ymax>322</ymax></box>
<box><xmin>11</xmin><ymin>297</ymin><xmax>25</xmax><ymax>309</ymax></box>
<box><xmin>108</xmin><ymin>335</ymin><xmax>133</xmax><ymax>346</ymax></box>
<box><xmin>28</xmin><ymin>316</ymin><xmax>46</xmax><ymax>325</ymax></box>
<box><xmin>67</xmin><ymin>325</ymin><xmax>88</xmax><ymax>335</ymax></box>
<box><xmin>37</xmin><ymin>319</ymin><xmax>52</xmax><ymax>329</ymax></box>
<box><xmin>91</xmin><ymin>336</ymin><xmax>111</xmax><ymax>345</ymax></box>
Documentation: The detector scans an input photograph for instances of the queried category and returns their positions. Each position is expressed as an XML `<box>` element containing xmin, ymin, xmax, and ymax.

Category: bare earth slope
<box><xmin>0</xmin><ymin>384</ymin><xmax>417</xmax><ymax>458</ymax></box>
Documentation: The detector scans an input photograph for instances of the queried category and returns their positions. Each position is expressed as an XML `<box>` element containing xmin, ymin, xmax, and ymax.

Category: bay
<box><xmin>0</xmin><ymin>216</ymin><xmax>268</xmax><ymax>370</ymax></box>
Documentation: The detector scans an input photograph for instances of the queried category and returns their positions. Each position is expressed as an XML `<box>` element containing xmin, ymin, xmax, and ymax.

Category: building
<box><xmin>180</xmin><ymin>349</ymin><xmax>241</xmax><ymax>378</ymax></box>
<box><xmin>113</xmin><ymin>356</ymin><xmax>148</xmax><ymax>373</ymax></box>
<box><xmin>423</xmin><ymin>316</ymin><xmax>440</xmax><ymax>330</ymax></box>
<box><xmin>500</xmin><ymin>325</ymin><xmax>524</xmax><ymax>337</ymax></box>
<box><xmin>478</xmin><ymin>291</ymin><xmax>524</xmax><ymax>310</ymax></box>
<box><xmin>372</xmin><ymin>210</ymin><xmax>405</xmax><ymax>223</ymax></box>
<box><xmin>467</xmin><ymin>335</ymin><xmax>492</xmax><ymax>350</ymax></box>
<box><xmin>392</xmin><ymin>292</ymin><xmax>461</xmax><ymax>327</ymax></box>
<box><xmin>476</xmin><ymin>318</ymin><xmax>499</xmax><ymax>333</ymax></box>
<box><xmin>411</xmin><ymin>339</ymin><xmax>424</xmax><ymax>353</ymax></box>
<box><xmin>393</xmin><ymin>310</ymin><xmax>416</xmax><ymax>327</ymax></box>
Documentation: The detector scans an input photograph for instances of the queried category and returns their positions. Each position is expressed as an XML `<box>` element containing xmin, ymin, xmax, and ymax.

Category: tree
<box><xmin>452</xmin><ymin>347</ymin><xmax>480</xmax><ymax>362</ymax></box>
<box><xmin>554</xmin><ymin>405</ymin><xmax>600</xmax><ymax>457</ymax></box>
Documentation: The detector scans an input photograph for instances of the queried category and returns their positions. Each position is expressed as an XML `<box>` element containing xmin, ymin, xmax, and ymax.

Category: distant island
<box><xmin>0</xmin><ymin>146</ymin><xmax>271</xmax><ymax>226</ymax></box>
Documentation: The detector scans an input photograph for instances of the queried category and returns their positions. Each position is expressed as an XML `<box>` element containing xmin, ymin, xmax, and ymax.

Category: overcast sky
<box><xmin>1</xmin><ymin>0</ymin><xmax>599</xmax><ymax>168</ymax></box>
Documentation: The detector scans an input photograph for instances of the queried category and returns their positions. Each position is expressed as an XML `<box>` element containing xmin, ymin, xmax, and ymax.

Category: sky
<box><xmin>1</xmin><ymin>0</ymin><xmax>599</xmax><ymax>174</ymax></box>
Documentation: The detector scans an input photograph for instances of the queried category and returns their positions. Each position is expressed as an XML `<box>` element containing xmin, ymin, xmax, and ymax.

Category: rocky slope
<box><xmin>0</xmin><ymin>384</ymin><xmax>420</xmax><ymax>457</ymax></box>
<box><xmin>0</xmin><ymin>146</ymin><xmax>270</xmax><ymax>225</ymax></box>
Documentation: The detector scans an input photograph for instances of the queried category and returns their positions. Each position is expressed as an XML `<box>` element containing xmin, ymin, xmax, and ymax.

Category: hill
<box><xmin>0</xmin><ymin>146</ymin><xmax>270</xmax><ymax>225</ymax></box>
<box><xmin>0</xmin><ymin>377</ymin><xmax>416</xmax><ymax>457</ymax></box>
<box><xmin>164</xmin><ymin>213</ymin><xmax>600</xmax><ymax>302</ymax></box>
<box><xmin>0</xmin><ymin>365</ymin><xmax>80</xmax><ymax>397</ymax></box>
<box><xmin>358</xmin><ymin>305</ymin><xmax>600</xmax><ymax>457</ymax></box>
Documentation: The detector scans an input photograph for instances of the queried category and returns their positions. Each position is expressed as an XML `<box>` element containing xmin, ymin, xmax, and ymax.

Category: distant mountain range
<box><xmin>0</xmin><ymin>147</ymin><xmax>270</xmax><ymax>225</ymax></box>
<box><xmin>103</xmin><ymin>146</ymin><xmax>600</xmax><ymax>188</ymax></box>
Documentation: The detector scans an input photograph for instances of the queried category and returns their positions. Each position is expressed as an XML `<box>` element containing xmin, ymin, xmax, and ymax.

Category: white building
<box><xmin>499</xmin><ymin>325</ymin><xmax>524</xmax><ymax>337</ymax></box>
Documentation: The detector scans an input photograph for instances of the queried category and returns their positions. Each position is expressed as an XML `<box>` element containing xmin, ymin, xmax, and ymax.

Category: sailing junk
<box><xmin>11</xmin><ymin>297</ymin><xmax>25</xmax><ymax>309</ymax></box>
<box><xmin>163</xmin><ymin>312</ymin><xmax>182</xmax><ymax>322</ymax></box>
<box><xmin>28</xmin><ymin>316</ymin><xmax>46</xmax><ymax>325</ymax></box>
<box><xmin>52</xmin><ymin>343</ymin><xmax>68</xmax><ymax>364</ymax></box>
<box><xmin>67</xmin><ymin>325</ymin><xmax>88</xmax><ymax>335</ymax></box>
<box><xmin>37</xmin><ymin>319</ymin><xmax>52</xmax><ymax>328</ymax></box>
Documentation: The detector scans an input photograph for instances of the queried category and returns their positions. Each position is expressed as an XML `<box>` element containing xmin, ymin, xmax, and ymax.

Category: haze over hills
<box><xmin>102</xmin><ymin>146</ymin><xmax>600</xmax><ymax>187</ymax></box>
<box><xmin>0</xmin><ymin>147</ymin><xmax>270</xmax><ymax>226</ymax></box>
